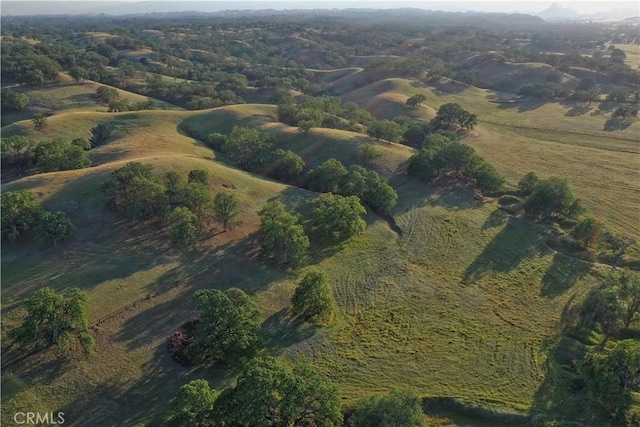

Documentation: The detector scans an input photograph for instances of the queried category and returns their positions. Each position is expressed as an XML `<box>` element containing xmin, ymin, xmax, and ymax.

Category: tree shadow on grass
<box><xmin>259</xmin><ymin>308</ymin><xmax>318</xmax><ymax>353</ymax></box>
<box><xmin>564</xmin><ymin>104</ymin><xmax>593</xmax><ymax>117</ymax></box>
<box><xmin>464</xmin><ymin>218</ymin><xmax>546</xmax><ymax>284</ymax></box>
<box><xmin>55</xmin><ymin>345</ymin><xmax>226</xmax><ymax>427</ymax></box>
<box><xmin>496</xmin><ymin>99</ymin><xmax>548</xmax><ymax>112</ymax></box>
<box><xmin>116</xmin><ymin>286</ymin><xmax>195</xmax><ymax>351</ymax></box>
<box><xmin>427</xmin><ymin>185</ymin><xmax>482</xmax><ymax>211</ymax></box>
<box><xmin>482</xmin><ymin>208</ymin><xmax>509</xmax><ymax>230</ymax></box>
<box><xmin>540</xmin><ymin>253</ymin><xmax>591</xmax><ymax>297</ymax></box>
<box><xmin>431</xmin><ymin>80</ymin><xmax>468</xmax><ymax>95</ymax></box>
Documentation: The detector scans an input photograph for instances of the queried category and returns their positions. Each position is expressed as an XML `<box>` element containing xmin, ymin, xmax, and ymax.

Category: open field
<box><xmin>610</xmin><ymin>43</ymin><xmax>640</xmax><ymax>69</ymax></box>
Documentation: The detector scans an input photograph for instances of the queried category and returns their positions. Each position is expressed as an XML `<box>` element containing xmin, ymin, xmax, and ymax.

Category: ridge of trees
<box><xmin>1</xmin><ymin>135</ymin><xmax>92</xmax><ymax>177</ymax></box>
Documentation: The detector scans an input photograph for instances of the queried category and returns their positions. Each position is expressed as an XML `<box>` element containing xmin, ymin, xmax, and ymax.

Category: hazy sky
<box><xmin>2</xmin><ymin>0</ymin><xmax>638</xmax><ymax>16</ymax></box>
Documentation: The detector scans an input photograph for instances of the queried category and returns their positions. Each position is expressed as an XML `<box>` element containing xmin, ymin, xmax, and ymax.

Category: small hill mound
<box><xmin>471</xmin><ymin>60</ymin><xmax>577</xmax><ymax>92</ymax></box>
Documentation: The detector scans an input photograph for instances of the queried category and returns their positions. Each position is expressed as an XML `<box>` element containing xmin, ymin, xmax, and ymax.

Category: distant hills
<box><xmin>537</xmin><ymin>2</ymin><xmax>639</xmax><ymax>22</ymax></box>
<box><xmin>1</xmin><ymin>1</ymin><xmax>636</xmax><ymax>22</ymax></box>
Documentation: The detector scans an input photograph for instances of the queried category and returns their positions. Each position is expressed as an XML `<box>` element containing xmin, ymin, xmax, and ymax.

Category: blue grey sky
<box><xmin>2</xmin><ymin>1</ymin><xmax>638</xmax><ymax>16</ymax></box>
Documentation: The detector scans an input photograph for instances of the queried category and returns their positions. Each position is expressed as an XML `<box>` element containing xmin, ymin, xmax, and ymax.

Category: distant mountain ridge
<box><xmin>537</xmin><ymin>3</ymin><xmax>580</xmax><ymax>21</ymax></box>
<box><xmin>537</xmin><ymin>2</ymin><xmax>638</xmax><ymax>22</ymax></box>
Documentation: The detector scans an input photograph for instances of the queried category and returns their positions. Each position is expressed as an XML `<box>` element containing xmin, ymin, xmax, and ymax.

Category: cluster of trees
<box><xmin>94</xmin><ymin>85</ymin><xmax>158</xmax><ymax>112</ymax></box>
<box><xmin>306</xmin><ymin>158</ymin><xmax>398</xmax><ymax>213</ymax></box>
<box><xmin>399</xmin><ymin>103</ymin><xmax>477</xmax><ymax>149</ymax></box>
<box><xmin>408</xmin><ymin>134</ymin><xmax>504</xmax><ymax>193</ymax></box>
<box><xmin>558</xmin><ymin>269</ymin><xmax>640</xmax><ymax>422</ymax></box>
<box><xmin>1</xmin><ymin>190</ymin><xmax>76</xmax><ymax>247</ymax></box>
<box><xmin>202</xmin><ymin>127</ymin><xmax>398</xmax><ymax>215</ymax></box>
<box><xmin>276</xmin><ymin>94</ymin><xmax>372</xmax><ymax>132</ymax></box>
<box><xmin>518</xmin><ymin>173</ymin><xmax>584</xmax><ymax>222</ymax></box>
<box><xmin>257</xmin><ymin>194</ymin><xmax>370</xmax><ymax>267</ymax></box>
<box><xmin>1</xmin><ymin>38</ymin><xmax>62</xmax><ymax>86</ymax></box>
<box><xmin>205</xmin><ymin>126</ymin><xmax>280</xmax><ymax>172</ymax></box>
<box><xmin>1</xmin><ymin>135</ymin><xmax>92</xmax><ymax>175</ymax></box>
<box><xmin>570</xmin><ymin>217</ymin><xmax>636</xmax><ymax>265</ymax></box>
<box><xmin>580</xmin><ymin>269</ymin><xmax>640</xmax><ymax>337</ymax></box>
<box><xmin>103</xmin><ymin>162</ymin><xmax>240</xmax><ymax>246</ymax></box>
<box><xmin>581</xmin><ymin>339</ymin><xmax>640</xmax><ymax>422</ymax></box>
<box><xmin>9</xmin><ymin>287</ymin><xmax>94</xmax><ymax>355</ymax></box>
<box><xmin>514</xmin><ymin>172</ymin><xmax>637</xmax><ymax>266</ymax></box>
<box><xmin>1</xmin><ymin>87</ymin><xmax>29</xmax><ymax>113</ymax></box>
<box><xmin>166</xmin><ymin>368</ymin><xmax>424</xmax><ymax>427</ymax></box>
<box><xmin>166</xmin><ymin>280</ymin><xmax>421</xmax><ymax>425</ymax></box>
<box><xmin>165</xmin><ymin>357</ymin><xmax>343</xmax><ymax>427</ymax></box>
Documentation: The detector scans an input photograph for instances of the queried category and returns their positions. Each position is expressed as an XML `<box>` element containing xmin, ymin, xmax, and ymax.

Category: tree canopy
<box><xmin>367</xmin><ymin>119</ymin><xmax>403</xmax><ymax>142</ymax></box>
<box><xmin>33</xmin><ymin>210</ymin><xmax>76</xmax><ymax>247</ymax></box>
<box><xmin>313</xmin><ymin>193</ymin><xmax>367</xmax><ymax>241</ymax></box>
<box><xmin>581</xmin><ymin>339</ymin><xmax>640</xmax><ymax>414</ymax></box>
<box><xmin>103</xmin><ymin>162</ymin><xmax>168</xmax><ymax>221</ymax></box>
<box><xmin>523</xmin><ymin>176</ymin><xmax>581</xmax><ymax>221</ymax></box>
<box><xmin>10</xmin><ymin>287</ymin><xmax>94</xmax><ymax>355</ymax></box>
<box><xmin>406</xmin><ymin>93</ymin><xmax>427</xmax><ymax>108</ymax></box>
<box><xmin>213</xmin><ymin>192</ymin><xmax>241</xmax><ymax>231</ymax></box>
<box><xmin>190</xmin><ymin>288</ymin><xmax>262</xmax><ymax>365</ymax></box>
<box><xmin>166</xmin><ymin>207</ymin><xmax>203</xmax><ymax>247</ymax></box>
<box><xmin>580</xmin><ymin>269</ymin><xmax>640</xmax><ymax>336</ymax></box>
<box><xmin>213</xmin><ymin>357</ymin><xmax>343</xmax><ymax>427</ymax></box>
<box><xmin>431</xmin><ymin>103</ymin><xmax>478</xmax><ymax>131</ymax></box>
<box><xmin>258</xmin><ymin>201</ymin><xmax>309</xmax><ymax>267</ymax></box>
<box><xmin>165</xmin><ymin>379</ymin><xmax>219</xmax><ymax>427</ymax></box>
<box><xmin>1</xmin><ymin>190</ymin><xmax>43</xmax><ymax>240</ymax></box>
<box><xmin>291</xmin><ymin>271</ymin><xmax>336</xmax><ymax>324</ymax></box>
<box><xmin>354</xmin><ymin>388</ymin><xmax>425</xmax><ymax>427</ymax></box>
<box><xmin>1</xmin><ymin>87</ymin><xmax>29</xmax><ymax>112</ymax></box>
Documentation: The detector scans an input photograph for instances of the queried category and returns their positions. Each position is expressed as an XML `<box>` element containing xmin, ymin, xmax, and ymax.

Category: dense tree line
<box><xmin>202</xmin><ymin>126</ymin><xmax>398</xmax><ymax>214</ymax></box>
<box><xmin>1</xmin><ymin>135</ymin><xmax>92</xmax><ymax>176</ymax></box>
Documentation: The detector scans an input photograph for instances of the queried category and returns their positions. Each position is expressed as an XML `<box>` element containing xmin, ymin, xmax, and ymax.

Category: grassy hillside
<box><xmin>1</xmin><ymin>76</ymin><xmax>179</xmax><ymax>126</ymax></box>
<box><xmin>1</xmin><ymin>89</ymin><xmax>638</xmax><ymax>426</ymax></box>
<box><xmin>341</xmin><ymin>77</ymin><xmax>640</xmax><ymax>242</ymax></box>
